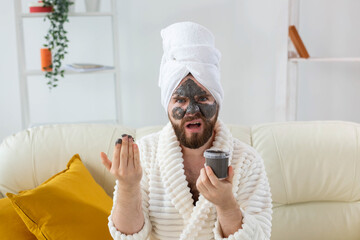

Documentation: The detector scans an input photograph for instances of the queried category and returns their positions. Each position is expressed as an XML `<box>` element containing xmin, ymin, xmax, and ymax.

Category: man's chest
<box><xmin>184</xmin><ymin>166</ymin><xmax>202</xmax><ymax>204</ymax></box>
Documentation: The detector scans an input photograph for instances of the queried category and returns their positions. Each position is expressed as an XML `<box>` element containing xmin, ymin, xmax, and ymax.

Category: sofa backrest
<box><xmin>1</xmin><ymin>121</ymin><xmax>359</xmax><ymax>239</ymax></box>
<box><xmin>0</xmin><ymin>123</ymin><xmax>252</xmax><ymax>200</ymax></box>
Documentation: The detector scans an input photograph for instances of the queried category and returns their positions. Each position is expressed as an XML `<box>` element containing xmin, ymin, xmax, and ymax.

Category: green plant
<box><xmin>42</xmin><ymin>0</ymin><xmax>73</xmax><ymax>89</ymax></box>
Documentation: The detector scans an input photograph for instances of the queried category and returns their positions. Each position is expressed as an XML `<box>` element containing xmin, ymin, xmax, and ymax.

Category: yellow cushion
<box><xmin>6</xmin><ymin>154</ymin><xmax>113</xmax><ymax>240</ymax></box>
<box><xmin>0</xmin><ymin>197</ymin><xmax>37</xmax><ymax>240</ymax></box>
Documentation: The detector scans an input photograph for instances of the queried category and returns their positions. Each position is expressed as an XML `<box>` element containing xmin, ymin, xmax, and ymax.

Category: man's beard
<box><xmin>170</xmin><ymin>111</ymin><xmax>218</xmax><ymax>149</ymax></box>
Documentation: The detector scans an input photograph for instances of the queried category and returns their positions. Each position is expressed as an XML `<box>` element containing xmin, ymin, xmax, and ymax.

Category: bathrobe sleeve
<box><xmin>108</xmin><ymin>140</ymin><xmax>152</xmax><ymax>240</ymax></box>
<box><xmin>213</xmin><ymin>144</ymin><xmax>273</xmax><ymax>240</ymax></box>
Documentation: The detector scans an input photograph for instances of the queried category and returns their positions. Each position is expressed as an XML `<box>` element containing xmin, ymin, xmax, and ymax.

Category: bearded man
<box><xmin>101</xmin><ymin>22</ymin><xmax>272</xmax><ymax>240</ymax></box>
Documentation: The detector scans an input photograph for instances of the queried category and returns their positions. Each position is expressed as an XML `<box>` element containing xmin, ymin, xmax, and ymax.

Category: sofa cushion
<box><xmin>0</xmin><ymin>197</ymin><xmax>37</xmax><ymax>240</ymax></box>
<box><xmin>0</xmin><ymin>124</ymin><xmax>136</xmax><ymax>198</ymax></box>
<box><xmin>251</xmin><ymin>121</ymin><xmax>360</xmax><ymax>240</ymax></box>
<box><xmin>6</xmin><ymin>154</ymin><xmax>113</xmax><ymax>240</ymax></box>
<box><xmin>252</xmin><ymin>121</ymin><xmax>360</xmax><ymax>204</ymax></box>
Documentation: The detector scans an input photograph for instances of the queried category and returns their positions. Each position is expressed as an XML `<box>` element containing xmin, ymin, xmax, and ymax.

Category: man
<box><xmin>100</xmin><ymin>22</ymin><xmax>272</xmax><ymax>240</ymax></box>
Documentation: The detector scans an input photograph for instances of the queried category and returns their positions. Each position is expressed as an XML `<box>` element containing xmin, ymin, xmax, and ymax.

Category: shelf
<box><xmin>21</xmin><ymin>12</ymin><xmax>113</xmax><ymax>18</ymax></box>
<box><xmin>289</xmin><ymin>57</ymin><xmax>360</xmax><ymax>62</ymax></box>
<box><xmin>28</xmin><ymin>119</ymin><xmax>118</xmax><ymax>128</ymax></box>
<box><xmin>26</xmin><ymin>69</ymin><xmax>116</xmax><ymax>76</ymax></box>
<box><xmin>15</xmin><ymin>0</ymin><xmax>122</xmax><ymax>129</ymax></box>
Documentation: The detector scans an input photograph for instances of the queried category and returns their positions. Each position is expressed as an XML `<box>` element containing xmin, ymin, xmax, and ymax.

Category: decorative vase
<box><xmin>85</xmin><ymin>0</ymin><xmax>100</xmax><ymax>12</ymax></box>
<box><xmin>40</xmin><ymin>48</ymin><xmax>52</xmax><ymax>72</ymax></box>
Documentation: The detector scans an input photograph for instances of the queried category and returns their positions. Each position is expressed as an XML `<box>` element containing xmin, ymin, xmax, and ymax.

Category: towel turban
<box><xmin>158</xmin><ymin>22</ymin><xmax>223</xmax><ymax>112</ymax></box>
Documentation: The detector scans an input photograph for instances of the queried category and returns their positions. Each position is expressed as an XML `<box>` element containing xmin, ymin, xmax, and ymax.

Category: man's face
<box><xmin>167</xmin><ymin>75</ymin><xmax>219</xmax><ymax>149</ymax></box>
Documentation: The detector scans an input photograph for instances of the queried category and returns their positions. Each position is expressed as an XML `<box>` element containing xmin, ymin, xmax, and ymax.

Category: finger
<box><xmin>133</xmin><ymin>143</ymin><xmax>140</xmax><ymax>169</ymax></box>
<box><xmin>226</xmin><ymin>166</ymin><xmax>234</xmax><ymax>183</ymax></box>
<box><xmin>115</xmin><ymin>138</ymin><xmax>122</xmax><ymax>145</ymax></box>
<box><xmin>199</xmin><ymin>168</ymin><xmax>212</xmax><ymax>192</ymax></box>
<box><xmin>112</xmin><ymin>140</ymin><xmax>121</xmax><ymax>170</ymax></box>
<box><xmin>197</xmin><ymin>183</ymin><xmax>206</xmax><ymax>195</ymax></box>
<box><xmin>202</xmin><ymin>167</ymin><xmax>217</xmax><ymax>191</ymax></box>
<box><xmin>100</xmin><ymin>152</ymin><xmax>112</xmax><ymax>171</ymax></box>
<box><xmin>205</xmin><ymin>166</ymin><xmax>220</xmax><ymax>187</ymax></box>
<box><xmin>196</xmin><ymin>177</ymin><xmax>206</xmax><ymax>194</ymax></box>
<box><xmin>127</xmin><ymin>137</ymin><xmax>134</xmax><ymax>169</ymax></box>
<box><xmin>120</xmin><ymin>135</ymin><xmax>129</xmax><ymax>168</ymax></box>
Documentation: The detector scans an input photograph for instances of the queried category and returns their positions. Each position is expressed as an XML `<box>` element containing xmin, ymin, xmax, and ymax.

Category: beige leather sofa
<box><xmin>1</xmin><ymin>121</ymin><xmax>359</xmax><ymax>239</ymax></box>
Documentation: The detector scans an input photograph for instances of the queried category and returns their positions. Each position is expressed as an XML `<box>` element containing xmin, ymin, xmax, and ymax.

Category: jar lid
<box><xmin>203</xmin><ymin>149</ymin><xmax>230</xmax><ymax>159</ymax></box>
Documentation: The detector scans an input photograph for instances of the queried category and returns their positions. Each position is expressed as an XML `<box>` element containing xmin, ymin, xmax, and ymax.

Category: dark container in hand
<box><xmin>203</xmin><ymin>150</ymin><xmax>230</xmax><ymax>179</ymax></box>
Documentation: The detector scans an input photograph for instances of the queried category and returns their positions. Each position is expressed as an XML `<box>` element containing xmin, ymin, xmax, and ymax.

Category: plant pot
<box><xmin>41</xmin><ymin>48</ymin><xmax>52</xmax><ymax>72</ymax></box>
<box><xmin>85</xmin><ymin>0</ymin><xmax>100</xmax><ymax>12</ymax></box>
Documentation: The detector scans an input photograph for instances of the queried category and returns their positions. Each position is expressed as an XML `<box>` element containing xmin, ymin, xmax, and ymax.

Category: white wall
<box><xmin>117</xmin><ymin>0</ymin><xmax>289</xmax><ymax>127</ymax></box>
<box><xmin>0</xmin><ymin>1</ymin><xmax>22</xmax><ymax>142</ymax></box>
<box><xmin>2</xmin><ymin>0</ymin><xmax>359</xmax><ymax>142</ymax></box>
<box><xmin>297</xmin><ymin>0</ymin><xmax>360</xmax><ymax>121</ymax></box>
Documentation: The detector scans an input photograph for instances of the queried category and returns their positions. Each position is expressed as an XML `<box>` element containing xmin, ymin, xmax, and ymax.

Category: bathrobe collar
<box><xmin>156</xmin><ymin>119</ymin><xmax>234</xmax><ymax>239</ymax></box>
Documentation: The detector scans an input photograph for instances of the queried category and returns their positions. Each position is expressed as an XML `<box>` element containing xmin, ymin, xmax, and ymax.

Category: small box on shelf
<box><xmin>65</xmin><ymin>63</ymin><xmax>114</xmax><ymax>72</ymax></box>
<box><xmin>288</xmin><ymin>25</ymin><xmax>310</xmax><ymax>58</ymax></box>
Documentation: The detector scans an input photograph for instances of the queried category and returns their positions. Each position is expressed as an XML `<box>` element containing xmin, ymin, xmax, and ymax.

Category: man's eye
<box><xmin>176</xmin><ymin>99</ymin><xmax>185</xmax><ymax>103</ymax></box>
<box><xmin>198</xmin><ymin>97</ymin><xmax>208</xmax><ymax>101</ymax></box>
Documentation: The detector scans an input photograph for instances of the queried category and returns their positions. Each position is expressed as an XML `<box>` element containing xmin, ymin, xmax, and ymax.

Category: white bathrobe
<box><xmin>108</xmin><ymin>120</ymin><xmax>273</xmax><ymax>240</ymax></box>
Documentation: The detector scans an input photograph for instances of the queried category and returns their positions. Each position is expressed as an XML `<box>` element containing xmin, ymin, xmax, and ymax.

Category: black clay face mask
<box><xmin>171</xmin><ymin>79</ymin><xmax>217</xmax><ymax>120</ymax></box>
<box><xmin>169</xmin><ymin>78</ymin><xmax>219</xmax><ymax>149</ymax></box>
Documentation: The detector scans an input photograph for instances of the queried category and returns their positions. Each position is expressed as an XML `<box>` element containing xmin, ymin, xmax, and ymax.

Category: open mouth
<box><xmin>185</xmin><ymin>121</ymin><xmax>202</xmax><ymax>130</ymax></box>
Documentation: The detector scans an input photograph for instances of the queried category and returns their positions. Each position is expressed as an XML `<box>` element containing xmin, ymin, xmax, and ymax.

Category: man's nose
<box><xmin>185</xmin><ymin>102</ymin><xmax>200</xmax><ymax>115</ymax></box>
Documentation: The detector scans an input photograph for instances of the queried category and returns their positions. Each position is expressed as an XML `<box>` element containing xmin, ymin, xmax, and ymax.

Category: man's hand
<box><xmin>100</xmin><ymin>135</ymin><xmax>142</xmax><ymax>191</ymax></box>
<box><xmin>100</xmin><ymin>135</ymin><xmax>145</xmax><ymax>234</ymax></box>
<box><xmin>196</xmin><ymin>165</ymin><xmax>243</xmax><ymax>237</ymax></box>
<box><xmin>196</xmin><ymin>165</ymin><xmax>236</xmax><ymax>210</ymax></box>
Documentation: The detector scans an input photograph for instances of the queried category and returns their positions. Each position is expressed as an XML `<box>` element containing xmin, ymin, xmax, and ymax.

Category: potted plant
<box><xmin>42</xmin><ymin>0</ymin><xmax>74</xmax><ymax>89</ymax></box>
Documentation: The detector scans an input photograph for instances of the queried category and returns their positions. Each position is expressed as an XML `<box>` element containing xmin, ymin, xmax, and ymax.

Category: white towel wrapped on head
<box><xmin>158</xmin><ymin>22</ymin><xmax>224</xmax><ymax>112</ymax></box>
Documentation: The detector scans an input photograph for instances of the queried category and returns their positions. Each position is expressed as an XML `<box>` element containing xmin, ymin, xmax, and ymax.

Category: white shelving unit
<box><xmin>14</xmin><ymin>0</ymin><xmax>122</xmax><ymax>128</ymax></box>
<box><xmin>275</xmin><ymin>0</ymin><xmax>360</xmax><ymax>121</ymax></box>
<box><xmin>21</xmin><ymin>12</ymin><xmax>113</xmax><ymax>18</ymax></box>
<box><xmin>289</xmin><ymin>57</ymin><xmax>360</xmax><ymax>63</ymax></box>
